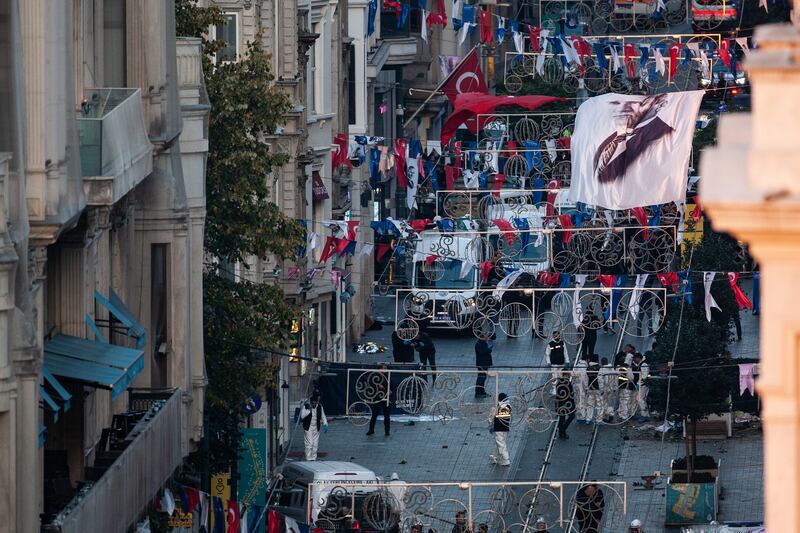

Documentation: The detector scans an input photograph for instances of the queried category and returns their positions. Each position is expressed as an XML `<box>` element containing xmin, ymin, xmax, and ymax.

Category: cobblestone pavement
<box><xmin>289</xmin><ymin>293</ymin><xmax>762</xmax><ymax>530</ymax></box>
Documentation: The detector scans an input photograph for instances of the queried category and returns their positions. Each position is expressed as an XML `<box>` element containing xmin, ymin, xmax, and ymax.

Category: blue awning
<box><xmin>40</xmin><ymin>386</ymin><xmax>60</xmax><ymax>422</ymax></box>
<box><xmin>95</xmin><ymin>289</ymin><xmax>146</xmax><ymax>350</ymax></box>
<box><xmin>44</xmin><ymin>334</ymin><xmax>144</xmax><ymax>399</ymax></box>
<box><xmin>42</xmin><ymin>367</ymin><xmax>72</xmax><ymax>412</ymax></box>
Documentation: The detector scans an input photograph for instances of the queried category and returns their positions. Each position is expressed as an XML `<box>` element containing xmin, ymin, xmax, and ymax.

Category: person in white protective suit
<box><xmin>300</xmin><ymin>394</ymin><xmax>328</xmax><ymax>460</ymax></box>
<box><xmin>627</xmin><ymin>518</ymin><xmax>643</xmax><ymax>532</ymax></box>
<box><xmin>599</xmin><ymin>357</ymin><xmax>616</xmax><ymax>423</ymax></box>
<box><xmin>573</xmin><ymin>353</ymin><xmax>590</xmax><ymax>422</ymax></box>
<box><xmin>631</xmin><ymin>352</ymin><xmax>650</xmax><ymax>420</ymax></box>
<box><xmin>386</xmin><ymin>473</ymin><xmax>408</xmax><ymax>518</ymax></box>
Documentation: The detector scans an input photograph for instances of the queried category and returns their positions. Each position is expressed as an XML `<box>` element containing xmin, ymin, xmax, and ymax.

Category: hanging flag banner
<box><xmin>569</xmin><ymin>91</ymin><xmax>703</xmax><ymax>210</ymax></box>
<box><xmin>312</xmin><ymin>170</ymin><xmax>330</xmax><ymax>201</ymax></box>
<box><xmin>440</xmin><ymin>48</ymin><xmax>488</xmax><ymax>105</ymax></box>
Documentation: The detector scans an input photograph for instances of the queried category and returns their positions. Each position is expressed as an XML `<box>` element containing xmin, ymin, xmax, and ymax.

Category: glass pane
<box><xmin>216</xmin><ymin>14</ymin><xmax>237</xmax><ymax>62</ymax></box>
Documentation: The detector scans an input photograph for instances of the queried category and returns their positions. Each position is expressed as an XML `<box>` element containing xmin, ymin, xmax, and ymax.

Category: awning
<box><xmin>42</xmin><ymin>367</ymin><xmax>72</xmax><ymax>412</ymax></box>
<box><xmin>40</xmin><ymin>386</ymin><xmax>60</xmax><ymax>422</ymax></box>
<box><xmin>44</xmin><ymin>334</ymin><xmax>144</xmax><ymax>399</ymax></box>
<box><xmin>94</xmin><ymin>289</ymin><xmax>146</xmax><ymax>350</ymax></box>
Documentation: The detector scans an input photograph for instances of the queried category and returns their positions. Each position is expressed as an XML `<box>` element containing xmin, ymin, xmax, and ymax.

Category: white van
<box><xmin>270</xmin><ymin>461</ymin><xmax>391</xmax><ymax>530</ymax></box>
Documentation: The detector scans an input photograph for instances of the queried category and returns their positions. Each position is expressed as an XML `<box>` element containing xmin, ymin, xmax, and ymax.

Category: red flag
<box><xmin>624</xmin><ymin>43</ymin><xmax>637</xmax><ymax>79</ymax></box>
<box><xmin>333</xmin><ymin>133</ymin><xmax>352</xmax><ymax>169</ymax></box>
<box><xmin>558</xmin><ymin>214</ymin><xmax>573</xmax><ymax>243</ymax></box>
<box><xmin>597</xmin><ymin>275</ymin><xmax>616</xmax><ymax>288</ymax></box>
<box><xmin>441</xmin><ymin>49</ymin><xmax>488</xmax><ymax>105</ymax></box>
<box><xmin>492</xmin><ymin>174</ymin><xmax>506</xmax><ymax>198</ymax></box>
<box><xmin>691</xmin><ymin>198</ymin><xmax>702</xmax><ymax>220</ymax></box>
<box><xmin>480</xmin><ymin>261</ymin><xmax>494</xmax><ymax>281</ymax></box>
<box><xmin>657</xmin><ymin>272</ymin><xmax>679</xmax><ymax>291</ymax></box>
<box><xmin>227</xmin><ymin>501</ymin><xmax>239</xmax><ymax>533</ymax></box>
<box><xmin>444</xmin><ymin>165</ymin><xmax>459</xmax><ymax>189</ymax></box>
<box><xmin>528</xmin><ymin>25</ymin><xmax>541</xmax><ymax>53</ymax></box>
<box><xmin>319</xmin><ymin>237</ymin><xmax>338</xmax><ymax>263</ymax></box>
<box><xmin>376</xmin><ymin>243</ymin><xmax>391</xmax><ymax>263</ymax></box>
<box><xmin>424</xmin><ymin>254</ymin><xmax>440</xmax><ymax>266</ymax></box>
<box><xmin>409</xmin><ymin>219</ymin><xmax>431</xmax><ymax>232</ymax></box>
<box><xmin>630</xmin><ymin>207</ymin><xmax>648</xmax><ymax>226</ymax></box>
<box><xmin>728</xmin><ymin>273</ymin><xmax>753</xmax><ymax>310</ymax></box>
<box><xmin>539</xmin><ymin>272</ymin><xmax>560</xmax><ymax>286</ymax></box>
<box><xmin>719</xmin><ymin>40</ymin><xmax>732</xmax><ymax>69</ymax></box>
<box><xmin>479</xmin><ymin>10</ymin><xmax>493</xmax><ymax>43</ymax></box>
<box><xmin>395</xmin><ymin>139</ymin><xmax>408</xmax><ymax>187</ymax></box>
<box><xmin>268</xmin><ymin>510</ymin><xmax>281</xmax><ymax>533</ymax></box>
<box><xmin>668</xmin><ymin>44</ymin><xmax>680</xmax><ymax>78</ymax></box>
<box><xmin>346</xmin><ymin>221</ymin><xmax>359</xmax><ymax>241</ymax></box>
<box><xmin>492</xmin><ymin>218</ymin><xmax>516</xmax><ymax>245</ymax></box>
<box><xmin>186</xmin><ymin>488</ymin><xmax>200</xmax><ymax>514</ymax></box>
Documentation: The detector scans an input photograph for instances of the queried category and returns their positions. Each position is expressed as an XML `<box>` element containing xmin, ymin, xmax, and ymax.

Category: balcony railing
<box><xmin>78</xmin><ymin>88</ymin><xmax>153</xmax><ymax>205</ymax></box>
<box><xmin>43</xmin><ymin>391</ymin><xmax>183</xmax><ymax>533</ymax></box>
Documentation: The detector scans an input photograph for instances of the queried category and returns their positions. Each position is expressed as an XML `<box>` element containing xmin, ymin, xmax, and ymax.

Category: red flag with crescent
<box><xmin>441</xmin><ymin>48</ymin><xmax>488</xmax><ymax>105</ymax></box>
<box><xmin>728</xmin><ymin>272</ymin><xmax>753</xmax><ymax>310</ymax></box>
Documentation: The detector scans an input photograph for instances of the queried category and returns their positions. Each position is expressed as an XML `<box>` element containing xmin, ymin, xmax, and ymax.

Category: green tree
<box><xmin>176</xmin><ymin>0</ymin><xmax>305</xmax><ymax>473</ymax></box>
<box><xmin>648</xmin><ymin>230</ymin><xmax>742</xmax><ymax>480</ymax></box>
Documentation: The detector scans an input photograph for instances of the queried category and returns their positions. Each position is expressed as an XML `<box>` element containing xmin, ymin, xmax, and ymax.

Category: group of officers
<box><xmin>546</xmin><ymin>331</ymin><xmax>652</xmax><ymax>437</ymax></box>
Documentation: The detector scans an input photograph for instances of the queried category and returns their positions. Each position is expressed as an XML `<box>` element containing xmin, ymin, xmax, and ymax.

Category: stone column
<box><xmin>700</xmin><ymin>22</ymin><xmax>800</xmax><ymax>529</ymax></box>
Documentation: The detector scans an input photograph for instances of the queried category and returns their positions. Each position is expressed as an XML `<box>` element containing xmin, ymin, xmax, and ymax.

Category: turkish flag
<box><xmin>441</xmin><ymin>49</ymin><xmax>487</xmax><ymax>105</ymax></box>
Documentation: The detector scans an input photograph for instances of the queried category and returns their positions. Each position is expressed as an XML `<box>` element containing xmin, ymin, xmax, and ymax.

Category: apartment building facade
<box><xmin>0</xmin><ymin>1</ymin><xmax>208</xmax><ymax>531</ymax></box>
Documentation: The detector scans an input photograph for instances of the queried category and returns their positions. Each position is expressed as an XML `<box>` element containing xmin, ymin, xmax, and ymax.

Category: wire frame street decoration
<box><xmin>395</xmin><ymin>287</ymin><xmax>667</xmax><ymax>340</ymax></box>
<box><xmin>477</xmin><ymin>113</ymin><xmax>576</xmax><ymax>149</ymax></box>
<box><xmin>345</xmin><ymin>367</ymin><xmax>660</xmax><ymax>430</ymax></box>
<box><xmin>502</xmin><ymin>34</ymin><xmax>724</xmax><ymax>96</ymax></box>
<box><xmin>304</xmin><ymin>480</ymin><xmax>627</xmax><ymax>533</ymax></box>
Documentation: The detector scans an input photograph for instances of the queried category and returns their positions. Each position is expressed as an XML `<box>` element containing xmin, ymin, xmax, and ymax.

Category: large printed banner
<box><xmin>570</xmin><ymin>91</ymin><xmax>703</xmax><ymax>210</ymax></box>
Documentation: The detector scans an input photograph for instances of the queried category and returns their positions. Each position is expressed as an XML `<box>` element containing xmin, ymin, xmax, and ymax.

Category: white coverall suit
<box><xmin>300</xmin><ymin>401</ymin><xmax>328</xmax><ymax>461</ymax></box>
<box><xmin>599</xmin><ymin>364</ymin><xmax>616</xmax><ymax>420</ymax></box>
<box><xmin>573</xmin><ymin>359</ymin><xmax>589</xmax><ymax>421</ymax></box>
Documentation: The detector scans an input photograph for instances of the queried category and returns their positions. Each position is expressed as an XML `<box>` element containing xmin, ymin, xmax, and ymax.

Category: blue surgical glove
<box><xmin>323</xmin><ymin>424</ymin><xmax>329</xmax><ymax>433</ymax></box>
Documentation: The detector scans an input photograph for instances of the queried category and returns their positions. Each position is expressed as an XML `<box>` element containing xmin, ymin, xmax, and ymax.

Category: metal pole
<box><xmin>403</xmin><ymin>44</ymin><xmax>482</xmax><ymax>129</ymax></box>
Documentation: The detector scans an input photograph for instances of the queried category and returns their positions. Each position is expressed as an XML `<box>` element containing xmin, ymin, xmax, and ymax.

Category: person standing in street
<box><xmin>580</xmin><ymin>314</ymin><xmax>598</xmax><ymax>356</ymax></box>
<box><xmin>574</xmin><ymin>483</ymin><xmax>605</xmax><ymax>532</ymax></box>
<box><xmin>452</xmin><ymin>511</ymin><xmax>468</xmax><ymax>533</ymax></box>
<box><xmin>412</xmin><ymin>332</ymin><xmax>437</xmax><ymax>384</ymax></box>
<box><xmin>617</xmin><ymin>358</ymin><xmax>637</xmax><ymax>421</ymax></box>
<box><xmin>474</xmin><ymin>334</ymin><xmax>495</xmax><ymax>398</ymax></box>
<box><xmin>573</xmin><ymin>352</ymin><xmax>590</xmax><ymax>423</ymax></box>
<box><xmin>585</xmin><ymin>354</ymin><xmax>603</xmax><ymax>423</ymax></box>
<box><xmin>490</xmin><ymin>393</ymin><xmax>512</xmax><ymax>466</ymax></box>
<box><xmin>555</xmin><ymin>368</ymin><xmax>576</xmax><ymax>439</ymax></box>
<box><xmin>300</xmin><ymin>394</ymin><xmax>328</xmax><ymax>460</ymax></box>
<box><xmin>599</xmin><ymin>357</ymin><xmax>616</xmax><ymax>423</ymax></box>
<box><xmin>391</xmin><ymin>330</ymin><xmax>415</xmax><ymax>363</ymax></box>
<box><xmin>631</xmin><ymin>352</ymin><xmax>650</xmax><ymax>420</ymax></box>
<box><xmin>545</xmin><ymin>331</ymin><xmax>569</xmax><ymax>394</ymax></box>
<box><xmin>367</xmin><ymin>364</ymin><xmax>391</xmax><ymax>437</ymax></box>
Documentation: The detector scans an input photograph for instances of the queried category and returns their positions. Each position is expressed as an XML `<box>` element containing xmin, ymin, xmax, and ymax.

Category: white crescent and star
<box><xmin>455</xmin><ymin>72</ymin><xmax>480</xmax><ymax>94</ymax></box>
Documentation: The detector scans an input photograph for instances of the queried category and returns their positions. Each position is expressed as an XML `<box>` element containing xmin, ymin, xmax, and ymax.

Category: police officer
<box><xmin>300</xmin><ymin>394</ymin><xmax>328</xmax><ymax>460</ymax></box>
<box><xmin>490</xmin><ymin>393</ymin><xmax>512</xmax><ymax>466</ymax></box>
<box><xmin>545</xmin><ymin>331</ymin><xmax>569</xmax><ymax>394</ymax></box>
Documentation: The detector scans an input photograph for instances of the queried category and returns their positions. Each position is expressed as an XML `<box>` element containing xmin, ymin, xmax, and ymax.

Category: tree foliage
<box><xmin>176</xmin><ymin>0</ymin><xmax>305</xmax><ymax>474</ymax></box>
<box><xmin>648</xmin><ymin>231</ymin><xmax>742</xmax><ymax>477</ymax></box>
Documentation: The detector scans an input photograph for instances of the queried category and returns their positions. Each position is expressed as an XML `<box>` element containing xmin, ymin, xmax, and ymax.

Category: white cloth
<box><xmin>610</xmin><ymin>46</ymin><xmax>622</xmax><ymax>73</ymax></box>
<box><xmin>421</xmin><ymin>10</ymin><xmax>428</xmax><ymax>42</ymax></box>
<box><xmin>459</xmin><ymin>260</ymin><xmax>475</xmax><ymax>279</ymax></box>
<box><xmin>704</xmin><ymin>271</ymin><xmax>721</xmax><ymax>321</ymax></box>
<box><xmin>512</xmin><ymin>31</ymin><xmax>525</xmax><ymax>55</ymax></box>
<box><xmin>161</xmin><ymin>488</ymin><xmax>175</xmax><ymax>516</ymax></box>
<box><xmin>359</xmin><ymin>243</ymin><xmax>374</xmax><ymax>257</ymax></box>
<box><xmin>569</xmin><ymin>92</ymin><xmax>703</xmax><ymax>210</ymax></box>
<box><xmin>573</xmin><ymin>360</ymin><xmax>589</xmax><ymax>421</ymax></box>
<box><xmin>308</xmin><ymin>231</ymin><xmax>320</xmax><ymax>252</ymax></box>
<box><xmin>545</xmin><ymin>139</ymin><xmax>557</xmax><ymax>162</ymax></box>
<box><xmin>600</xmin><ymin>365</ymin><xmax>616</xmax><ymax>418</ymax></box>
<box><xmin>637</xmin><ymin>384</ymin><xmax>650</xmax><ymax>417</ymax></box>
<box><xmin>629</xmin><ymin>274</ymin><xmax>649</xmax><ymax>318</ymax></box>
<box><xmin>459</xmin><ymin>22</ymin><xmax>473</xmax><ymax>46</ymax></box>
<box><xmin>493</xmin><ymin>431</ymin><xmax>510</xmax><ymax>465</ymax></box>
<box><xmin>463</xmin><ymin>169</ymin><xmax>480</xmax><ymax>189</ymax></box>
<box><xmin>200</xmin><ymin>492</ymin><xmax>209</xmax><ymax>528</ymax></box>
<box><xmin>493</xmin><ymin>270</ymin><xmax>525</xmax><ymax>299</ymax></box>
<box><xmin>654</xmin><ymin>48</ymin><xmax>666</xmax><ymax>76</ymax></box>
<box><xmin>285</xmin><ymin>516</ymin><xmax>301</xmax><ymax>533</ymax></box>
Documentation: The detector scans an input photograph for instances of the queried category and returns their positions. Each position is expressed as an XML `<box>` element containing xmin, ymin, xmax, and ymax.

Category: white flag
<box><xmin>199</xmin><ymin>493</ymin><xmax>209</xmax><ymax>528</ymax></box>
<box><xmin>654</xmin><ymin>48</ymin><xmax>666</xmax><ymax>76</ymax></box>
<box><xmin>629</xmin><ymin>274</ymin><xmax>649</xmax><ymax>318</ymax></box>
<box><xmin>459</xmin><ymin>22</ymin><xmax>472</xmax><ymax>46</ymax></box>
<box><xmin>359</xmin><ymin>243</ymin><xmax>374</xmax><ymax>257</ymax></box>
<box><xmin>704</xmin><ymin>272</ymin><xmax>721</xmax><ymax>321</ymax></box>
<box><xmin>545</xmin><ymin>139</ymin><xmax>557</xmax><ymax>161</ymax></box>
<box><xmin>421</xmin><ymin>10</ymin><xmax>428</xmax><ymax>42</ymax></box>
<box><xmin>735</xmin><ymin>37</ymin><xmax>750</xmax><ymax>58</ymax></box>
<box><xmin>676</xmin><ymin>202</ymin><xmax>686</xmax><ymax>244</ymax></box>
<box><xmin>569</xmin><ymin>91</ymin><xmax>703</xmax><ymax>210</ymax></box>
<box><xmin>573</xmin><ymin>274</ymin><xmax>587</xmax><ymax>326</ymax></box>
<box><xmin>493</xmin><ymin>270</ymin><xmax>524</xmax><ymax>299</ymax></box>
<box><xmin>405</xmin><ymin>148</ymin><xmax>419</xmax><ymax>211</ymax></box>
<box><xmin>463</xmin><ymin>169</ymin><xmax>479</xmax><ymax>189</ymax></box>
<box><xmin>460</xmin><ymin>260</ymin><xmax>475</xmax><ymax>279</ymax></box>
<box><xmin>307</xmin><ymin>231</ymin><xmax>320</xmax><ymax>252</ymax></box>
<box><xmin>610</xmin><ymin>46</ymin><xmax>622</xmax><ymax>73</ymax></box>
<box><xmin>285</xmin><ymin>516</ymin><xmax>301</xmax><ymax>533</ymax></box>
<box><xmin>512</xmin><ymin>30</ymin><xmax>525</xmax><ymax>55</ymax></box>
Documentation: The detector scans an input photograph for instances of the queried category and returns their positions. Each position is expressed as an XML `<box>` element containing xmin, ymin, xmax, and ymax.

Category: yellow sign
<box><xmin>168</xmin><ymin>510</ymin><xmax>193</xmax><ymax>527</ymax></box>
<box><xmin>683</xmin><ymin>204</ymin><xmax>703</xmax><ymax>244</ymax></box>
<box><xmin>210</xmin><ymin>472</ymin><xmax>230</xmax><ymax>531</ymax></box>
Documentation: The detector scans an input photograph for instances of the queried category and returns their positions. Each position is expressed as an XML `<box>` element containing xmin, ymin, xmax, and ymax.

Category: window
<box><xmin>214</xmin><ymin>13</ymin><xmax>239</xmax><ymax>63</ymax></box>
<box><xmin>150</xmin><ymin>244</ymin><xmax>169</xmax><ymax>388</ymax></box>
<box><xmin>103</xmin><ymin>0</ymin><xmax>126</xmax><ymax>86</ymax></box>
<box><xmin>347</xmin><ymin>45</ymin><xmax>356</xmax><ymax>126</ymax></box>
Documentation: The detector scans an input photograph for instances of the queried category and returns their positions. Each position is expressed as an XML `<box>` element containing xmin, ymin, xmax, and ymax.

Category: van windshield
<box><xmin>414</xmin><ymin>260</ymin><xmax>476</xmax><ymax>290</ymax></box>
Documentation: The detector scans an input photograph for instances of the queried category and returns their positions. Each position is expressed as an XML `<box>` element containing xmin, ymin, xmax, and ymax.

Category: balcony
<box><xmin>41</xmin><ymin>390</ymin><xmax>182</xmax><ymax>533</ymax></box>
<box><xmin>78</xmin><ymin>88</ymin><xmax>153</xmax><ymax>206</ymax></box>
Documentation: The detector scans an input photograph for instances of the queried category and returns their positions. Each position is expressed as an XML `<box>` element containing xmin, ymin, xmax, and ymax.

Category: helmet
<box><xmin>630</xmin><ymin>520</ymin><xmax>642</xmax><ymax>526</ymax></box>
